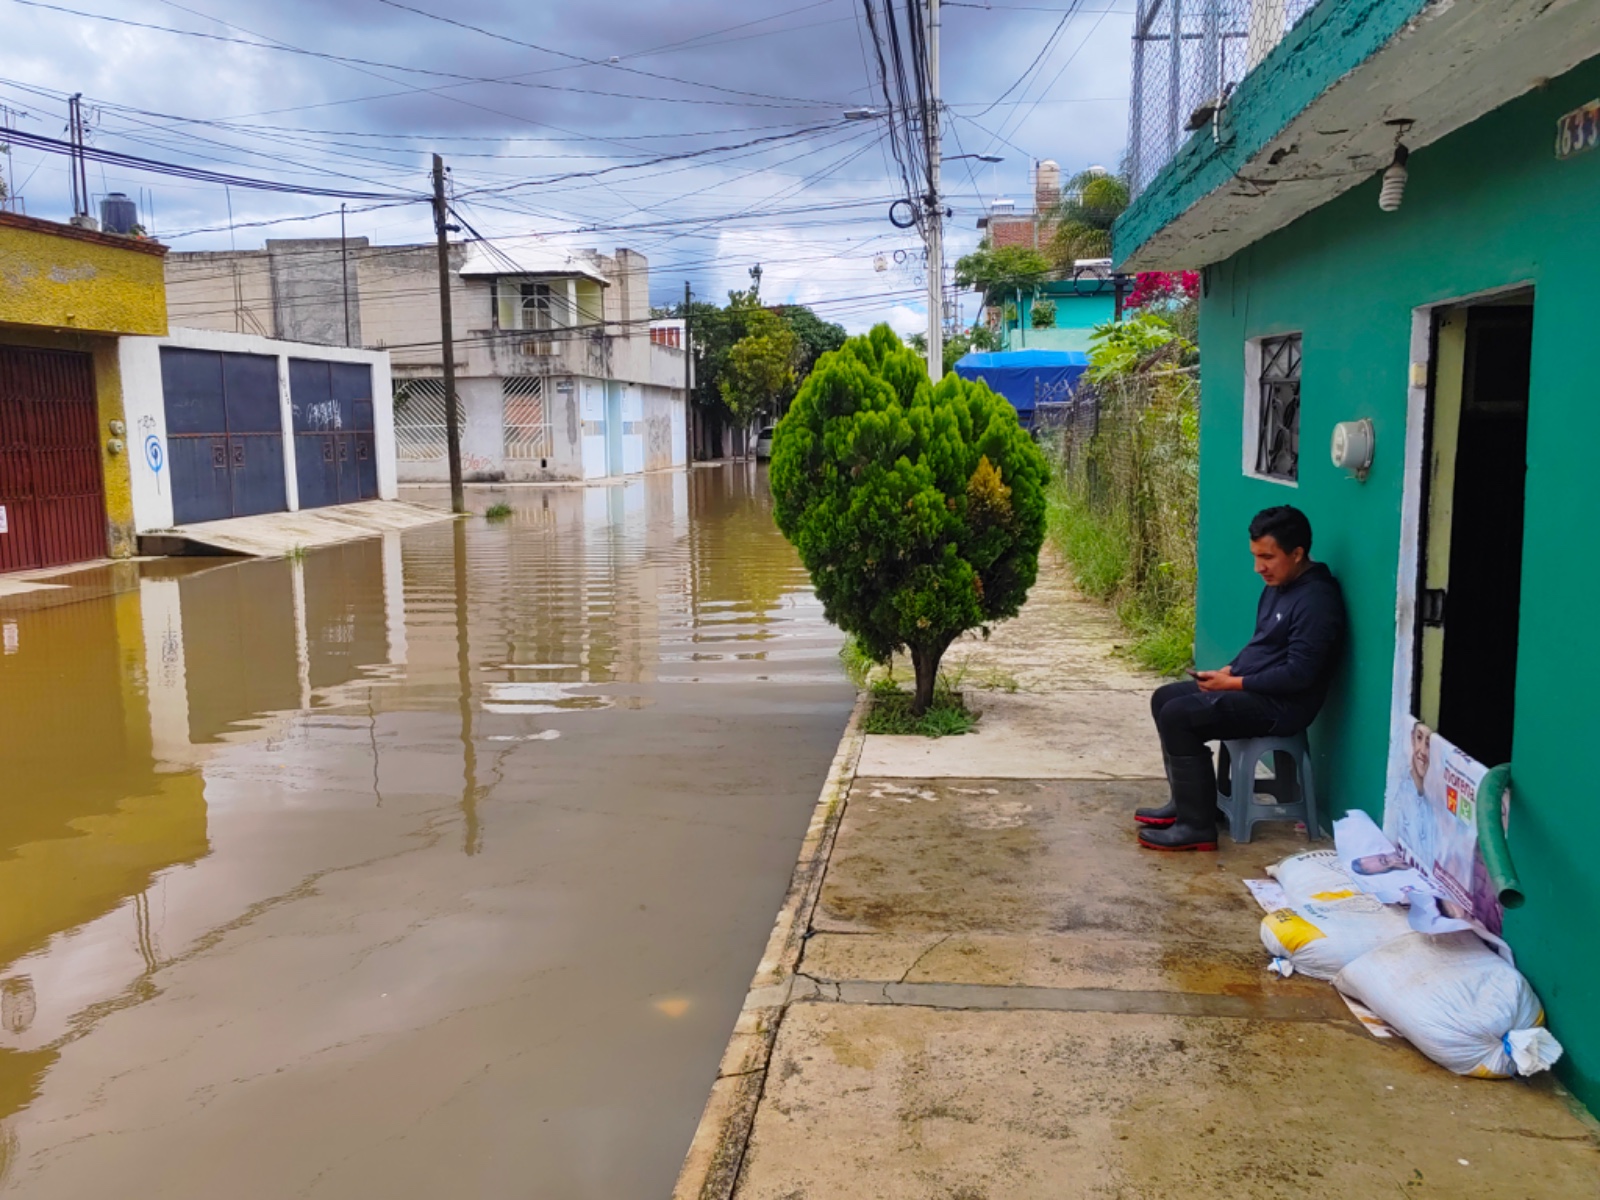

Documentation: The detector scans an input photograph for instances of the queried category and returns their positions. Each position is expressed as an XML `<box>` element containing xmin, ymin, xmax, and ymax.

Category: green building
<box><xmin>997</xmin><ymin>274</ymin><xmax>1118</xmax><ymax>354</ymax></box>
<box><xmin>1115</xmin><ymin>0</ymin><xmax>1600</xmax><ymax>1109</ymax></box>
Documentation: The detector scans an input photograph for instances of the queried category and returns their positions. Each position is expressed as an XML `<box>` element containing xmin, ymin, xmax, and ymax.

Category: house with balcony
<box><xmin>165</xmin><ymin>237</ymin><xmax>689</xmax><ymax>483</ymax></box>
<box><xmin>1114</xmin><ymin>0</ymin><xmax>1600</xmax><ymax>1110</ymax></box>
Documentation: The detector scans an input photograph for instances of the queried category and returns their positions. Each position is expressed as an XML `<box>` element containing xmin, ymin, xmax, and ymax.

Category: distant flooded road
<box><xmin>0</xmin><ymin>465</ymin><xmax>852</xmax><ymax>1199</ymax></box>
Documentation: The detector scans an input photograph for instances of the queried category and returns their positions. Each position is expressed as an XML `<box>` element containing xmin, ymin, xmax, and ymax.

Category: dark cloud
<box><xmin>3</xmin><ymin>0</ymin><xmax>1132</xmax><ymax>327</ymax></box>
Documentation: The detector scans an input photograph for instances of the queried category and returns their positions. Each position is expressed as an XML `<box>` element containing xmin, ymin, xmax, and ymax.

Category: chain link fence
<box><xmin>1037</xmin><ymin>367</ymin><xmax>1199</xmax><ymax>669</ymax></box>
<box><xmin>1127</xmin><ymin>0</ymin><xmax>1321</xmax><ymax>196</ymax></box>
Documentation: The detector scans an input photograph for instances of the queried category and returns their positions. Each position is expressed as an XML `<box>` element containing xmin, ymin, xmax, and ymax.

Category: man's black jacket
<box><xmin>1228</xmin><ymin>561</ymin><xmax>1346</xmax><ymax>733</ymax></box>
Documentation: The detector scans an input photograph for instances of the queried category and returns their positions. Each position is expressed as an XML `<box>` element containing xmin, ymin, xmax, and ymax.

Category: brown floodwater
<box><xmin>0</xmin><ymin>465</ymin><xmax>852</xmax><ymax>1199</ymax></box>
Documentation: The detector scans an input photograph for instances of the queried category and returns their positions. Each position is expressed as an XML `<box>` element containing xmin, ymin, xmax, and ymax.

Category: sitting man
<box><xmin>1137</xmin><ymin>505</ymin><xmax>1346</xmax><ymax>851</ymax></box>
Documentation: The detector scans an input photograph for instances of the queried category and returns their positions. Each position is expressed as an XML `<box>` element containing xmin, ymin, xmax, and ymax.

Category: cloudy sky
<box><xmin>2</xmin><ymin>0</ymin><xmax>1133</xmax><ymax>332</ymax></box>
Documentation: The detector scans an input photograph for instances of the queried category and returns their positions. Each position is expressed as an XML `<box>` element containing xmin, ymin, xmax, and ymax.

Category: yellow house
<box><xmin>0</xmin><ymin>212</ymin><xmax>168</xmax><ymax>571</ymax></box>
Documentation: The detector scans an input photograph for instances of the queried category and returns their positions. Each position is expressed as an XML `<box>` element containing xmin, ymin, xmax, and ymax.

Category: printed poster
<box><xmin>1347</xmin><ymin>716</ymin><xmax>1509</xmax><ymax>934</ymax></box>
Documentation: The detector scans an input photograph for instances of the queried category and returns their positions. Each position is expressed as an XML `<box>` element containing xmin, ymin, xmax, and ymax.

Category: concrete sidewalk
<box><xmin>674</xmin><ymin>549</ymin><xmax>1600</xmax><ymax>1200</ymax></box>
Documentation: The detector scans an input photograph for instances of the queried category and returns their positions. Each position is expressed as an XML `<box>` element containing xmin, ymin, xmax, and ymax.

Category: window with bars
<box><xmin>1254</xmin><ymin>334</ymin><xmax>1301</xmax><ymax>482</ymax></box>
<box><xmin>392</xmin><ymin>377</ymin><xmax>449</xmax><ymax>461</ymax></box>
<box><xmin>503</xmin><ymin>375</ymin><xmax>553</xmax><ymax>460</ymax></box>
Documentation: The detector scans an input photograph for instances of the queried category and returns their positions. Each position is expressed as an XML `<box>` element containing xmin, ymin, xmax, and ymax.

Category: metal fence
<box><xmin>1127</xmin><ymin>0</ymin><xmax>1322</xmax><ymax>197</ymax></box>
<box><xmin>392</xmin><ymin>377</ymin><xmax>449</xmax><ymax>462</ymax></box>
<box><xmin>502</xmin><ymin>375</ymin><xmax>553</xmax><ymax>461</ymax></box>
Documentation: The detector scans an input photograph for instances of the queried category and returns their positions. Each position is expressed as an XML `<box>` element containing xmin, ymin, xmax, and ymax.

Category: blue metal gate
<box><xmin>289</xmin><ymin>359</ymin><xmax>377</xmax><ymax>509</ymax></box>
<box><xmin>161</xmin><ymin>348</ymin><xmax>287</xmax><ymax>524</ymax></box>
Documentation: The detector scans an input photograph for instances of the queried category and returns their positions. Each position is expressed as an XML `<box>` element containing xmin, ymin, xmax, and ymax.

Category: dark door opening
<box><xmin>1418</xmin><ymin>296</ymin><xmax>1533</xmax><ymax>767</ymax></box>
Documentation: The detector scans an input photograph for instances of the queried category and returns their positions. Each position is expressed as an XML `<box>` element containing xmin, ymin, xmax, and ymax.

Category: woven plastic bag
<box><xmin>1261</xmin><ymin>848</ymin><xmax>1411</xmax><ymax>978</ymax></box>
<box><xmin>1334</xmin><ymin>931</ymin><xmax>1563</xmax><ymax>1078</ymax></box>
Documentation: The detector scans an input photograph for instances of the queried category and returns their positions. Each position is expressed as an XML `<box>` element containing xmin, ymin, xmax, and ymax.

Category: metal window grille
<box><xmin>1255</xmin><ymin>333</ymin><xmax>1301</xmax><ymax>481</ymax></box>
<box><xmin>503</xmin><ymin>375</ymin><xmax>552</xmax><ymax>460</ymax></box>
<box><xmin>1127</xmin><ymin>0</ymin><xmax>1321</xmax><ymax>198</ymax></box>
<box><xmin>393</xmin><ymin>377</ymin><xmax>449</xmax><ymax>461</ymax></box>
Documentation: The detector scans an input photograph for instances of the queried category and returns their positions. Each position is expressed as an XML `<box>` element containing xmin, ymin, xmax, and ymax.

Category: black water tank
<box><xmin>100</xmin><ymin>192</ymin><xmax>138</xmax><ymax>235</ymax></box>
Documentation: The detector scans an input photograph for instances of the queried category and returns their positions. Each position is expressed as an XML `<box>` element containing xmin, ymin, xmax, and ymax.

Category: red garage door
<box><xmin>0</xmin><ymin>346</ymin><xmax>106</xmax><ymax>573</ymax></box>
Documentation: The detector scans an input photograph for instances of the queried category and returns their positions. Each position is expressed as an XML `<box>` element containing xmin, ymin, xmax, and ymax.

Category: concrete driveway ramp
<box><xmin>138</xmin><ymin>499</ymin><xmax>452</xmax><ymax>557</ymax></box>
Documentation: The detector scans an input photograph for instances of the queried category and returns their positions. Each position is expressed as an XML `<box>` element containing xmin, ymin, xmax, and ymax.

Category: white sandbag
<box><xmin>1260</xmin><ymin>892</ymin><xmax>1413</xmax><ymax>980</ymax></box>
<box><xmin>1266</xmin><ymin>849</ymin><xmax>1360</xmax><ymax>907</ymax></box>
<box><xmin>1334</xmin><ymin>931</ymin><xmax>1563</xmax><ymax>1079</ymax></box>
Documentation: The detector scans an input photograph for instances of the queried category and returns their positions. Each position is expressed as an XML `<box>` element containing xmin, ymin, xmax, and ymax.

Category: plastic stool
<box><xmin>1216</xmin><ymin>733</ymin><xmax>1318</xmax><ymax>844</ymax></box>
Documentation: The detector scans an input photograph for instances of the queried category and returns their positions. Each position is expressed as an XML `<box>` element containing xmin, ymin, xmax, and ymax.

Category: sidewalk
<box><xmin>674</xmin><ymin>549</ymin><xmax>1600</xmax><ymax>1199</ymax></box>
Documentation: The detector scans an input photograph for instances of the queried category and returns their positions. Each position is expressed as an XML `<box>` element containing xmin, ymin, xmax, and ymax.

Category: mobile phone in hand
<box><xmin>1185</xmin><ymin>668</ymin><xmax>1203</xmax><ymax>679</ymax></box>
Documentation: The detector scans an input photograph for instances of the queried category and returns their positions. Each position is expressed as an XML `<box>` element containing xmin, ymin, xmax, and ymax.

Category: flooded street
<box><xmin>0</xmin><ymin>465</ymin><xmax>852</xmax><ymax>1199</ymax></box>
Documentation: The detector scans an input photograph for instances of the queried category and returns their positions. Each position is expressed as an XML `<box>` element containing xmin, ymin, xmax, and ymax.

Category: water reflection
<box><xmin>0</xmin><ymin>465</ymin><xmax>849</xmax><ymax>1198</ymax></box>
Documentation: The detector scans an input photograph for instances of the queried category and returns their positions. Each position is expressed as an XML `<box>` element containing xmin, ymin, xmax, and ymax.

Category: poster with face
<box><xmin>1363</xmin><ymin>717</ymin><xmax>1506</xmax><ymax>934</ymax></box>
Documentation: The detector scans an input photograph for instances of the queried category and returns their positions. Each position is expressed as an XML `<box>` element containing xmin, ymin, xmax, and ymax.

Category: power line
<box><xmin>0</xmin><ymin>126</ymin><xmax>422</xmax><ymax>200</ymax></box>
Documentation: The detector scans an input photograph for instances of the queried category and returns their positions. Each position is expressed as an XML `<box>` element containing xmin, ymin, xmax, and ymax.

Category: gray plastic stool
<box><xmin>1216</xmin><ymin>733</ymin><xmax>1319</xmax><ymax>844</ymax></box>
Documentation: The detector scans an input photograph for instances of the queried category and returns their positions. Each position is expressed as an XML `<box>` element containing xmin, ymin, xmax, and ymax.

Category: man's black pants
<box><xmin>1150</xmin><ymin>680</ymin><xmax>1283</xmax><ymax>758</ymax></box>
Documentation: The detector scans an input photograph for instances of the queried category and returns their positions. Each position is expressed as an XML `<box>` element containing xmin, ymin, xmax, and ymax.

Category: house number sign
<box><xmin>1556</xmin><ymin>99</ymin><xmax>1600</xmax><ymax>159</ymax></box>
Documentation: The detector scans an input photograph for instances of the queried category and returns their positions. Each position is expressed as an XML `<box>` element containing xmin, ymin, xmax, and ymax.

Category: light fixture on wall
<box><xmin>1378</xmin><ymin>144</ymin><xmax>1410</xmax><ymax>211</ymax></box>
<box><xmin>1331</xmin><ymin>419</ymin><xmax>1375</xmax><ymax>481</ymax></box>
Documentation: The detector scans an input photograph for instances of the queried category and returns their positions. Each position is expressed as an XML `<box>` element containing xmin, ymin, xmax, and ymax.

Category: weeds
<box><xmin>284</xmin><ymin>544</ymin><xmax>307</xmax><ymax>562</ymax></box>
<box><xmin>839</xmin><ymin>635</ymin><xmax>875</xmax><ymax>687</ymax></box>
<box><xmin>483</xmin><ymin>502</ymin><xmax>514</xmax><ymax>521</ymax></box>
<box><xmin>860</xmin><ymin>679</ymin><xmax>978</xmax><ymax>737</ymax></box>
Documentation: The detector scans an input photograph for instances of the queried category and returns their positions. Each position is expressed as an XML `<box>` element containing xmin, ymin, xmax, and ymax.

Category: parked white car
<box><xmin>754</xmin><ymin>426</ymin><xmax>776</xmax><ymax>459</ymax></box>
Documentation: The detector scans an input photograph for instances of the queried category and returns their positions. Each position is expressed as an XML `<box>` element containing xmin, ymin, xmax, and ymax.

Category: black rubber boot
<box><xmin>1135</xmin><ymin>753</ymin><xmax>1177</xmax><ymax>826</ymax></box>
<box><xmin>1138</xmin><ymin>754</ymin><xmax>1219</xmax><ymax>851</ymax></box>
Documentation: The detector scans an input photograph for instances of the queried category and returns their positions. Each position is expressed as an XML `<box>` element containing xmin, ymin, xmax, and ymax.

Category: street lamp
<box><xmin>843</xmin><ymin>108</ymin><xmax>886</xmax><ymax>121</ymax></box>
<box><xmin>943</xmin><ymin>154</ymin><xmax>1003</xmax><ymax>163</ymax></box>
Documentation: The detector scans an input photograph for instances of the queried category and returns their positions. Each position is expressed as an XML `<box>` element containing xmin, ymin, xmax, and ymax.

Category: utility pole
<box><xmin>67</xmin><ymin>93</ymin><xmax>90</xmax><ymax>225</ymax></box>
<box><xmin>432</xmin><ymin>153</ymin><xmax>465</xmax><ymax>514</ymax></box>
<box><xmin>684</xmin><ymin>280</ymin><xmax>695</xmax><ymax>463</ymax></box>
<box><xmin>340</xmin><ymin>202</ymin><xmax>351</xmax><ymax>348</ymax></box>
<box><xmin>924</xmin><ymin>0</ymin><xmax>944</xmax><ymax>381</ymax></box>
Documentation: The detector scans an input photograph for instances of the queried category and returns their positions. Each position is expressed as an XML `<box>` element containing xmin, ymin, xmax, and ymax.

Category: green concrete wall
<box><xmin>1002</xmin><ymin>292</ymin><xmax>1115</xmax><ymax>352</ymax></box>
<box><xmin>1196</xmin><ymin>57</ymin><xmax>1600</xmax><ymax>1109</ymax></box>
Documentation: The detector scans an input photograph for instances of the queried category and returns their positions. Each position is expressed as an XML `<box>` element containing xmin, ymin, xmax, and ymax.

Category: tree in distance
<box><xmin>1049</xmin><ymin>169</ymin><xmax>1130</xmax><ymax>266</ymax></box>
<box><xmin>954</xmin><ymin>240</ymin><xmax>1051</xmax><ymax>307</ymax></box>
<box><xmin>771</xmin><ymin>325</ymin><xmax>1050</xmax><ymax>714</ymax></box>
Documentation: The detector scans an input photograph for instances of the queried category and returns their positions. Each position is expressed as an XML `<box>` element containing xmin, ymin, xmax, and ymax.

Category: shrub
<box><xmin>771</xmin><ymin>325</ymin><xmax>1050</xmax><ymax>713</ymax></box>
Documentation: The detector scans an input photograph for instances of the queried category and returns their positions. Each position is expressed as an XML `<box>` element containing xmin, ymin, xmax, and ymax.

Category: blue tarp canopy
<box><xmin>953</xmin><ymin>349</ymin><xmax>1089</xmax><ymax>426</ymax></box>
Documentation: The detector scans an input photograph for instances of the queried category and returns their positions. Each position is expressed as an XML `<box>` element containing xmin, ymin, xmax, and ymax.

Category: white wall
<box><xmin>120</xmin><ymin>326</ymin><xmax>395</xmax><ymax>533</ymax></box>
<box><xmin>580</xmin><ymin>380</ymin><xmax>608</xmax><ymax>480</ymax></box>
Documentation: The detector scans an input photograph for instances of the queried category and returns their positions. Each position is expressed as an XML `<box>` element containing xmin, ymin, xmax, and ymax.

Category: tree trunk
<box><xmin>910</xmin><ymin>644</ymin><xmax>943</xmax><ymax>716</ymax></box>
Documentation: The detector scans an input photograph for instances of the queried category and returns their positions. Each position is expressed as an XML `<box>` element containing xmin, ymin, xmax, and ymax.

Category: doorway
<box><xmin>289</xmin><ymin>358</ymin><xmax>378</xmax><ymax>509</ymax></box>
<box><xmin>1415</xmin><ymin>292</ymin><xmax>1533</xmax><ymax>767</ymax></box>
<box><xmin>161</xmin><ymin>347</ymin><xmax>288</xmax><ymax>524</ymax></box>
<box><xmin>0</xmin><ymin>345</ymin><xmax>106</xmax><ymax>572</ymax></box>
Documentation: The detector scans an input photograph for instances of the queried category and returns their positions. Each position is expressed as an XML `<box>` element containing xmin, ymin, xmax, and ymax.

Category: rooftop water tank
<box><xmin>100</xmin><ymin>192</ymin><xmax>138</xmax><ymax>235</ymax></box>
<box><xmin>989</xmin><ymin>197</ymin><xmax>1016</xmax><ymax>217</ymax></box>
<box><xmin>1035</xmin><ymin>160</ymin><xmax>1061</xmax><ymax>209</ymax></box>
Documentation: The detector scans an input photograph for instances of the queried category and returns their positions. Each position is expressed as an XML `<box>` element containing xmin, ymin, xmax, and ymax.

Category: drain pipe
<box><xmin>1476</xmin><ymin>764</ymin><xmax>1524</xmax><ymax>909</ymax></box>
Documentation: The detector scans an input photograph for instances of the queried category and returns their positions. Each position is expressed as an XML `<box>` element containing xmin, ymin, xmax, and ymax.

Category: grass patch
<box><xmin>483</xmin><ymin>502</ymin><xmax>514</xmax><ymax>520</ymax></box>
<box><xmin>1119</xmin><ymin>599</ymin><xmax>1195</xmax><ymax>675</ymax></box>
<box><xmin>839</xmin><ymin>635</ymin><xmax>875</xmax><ymax>687</ymax></box>
<box><xmin>1045</xmin><ymin>486</ymin><xmax>1130</xmax><ymax>601</ymax></box>
<box><xmin>284</xmin><ymin>544</ymin><xmax>307</xmax><ymax>562</ymax></box>
<box><xmin>860</xmin><ymin>679</ymin><xmax>978</xmax><ymax>737</ymax></box>
<box><xmin>1046</xmin><ymin>480</ymin><xmax>1195</xmax><ymax>677</ymax></box>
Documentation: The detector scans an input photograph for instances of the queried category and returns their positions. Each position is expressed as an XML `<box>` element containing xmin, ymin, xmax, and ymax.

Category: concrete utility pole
<box><xmin>684</xmin><ymin>280</ymin><xmax>695</xmax><ymax>462</ymax></box>
<box><xmin>340</xmin><ymin>202</ymin><xmax>351</xmax><ymax>348</ymax></box>
<box><xmin>924</xmin><ymin>0</ymin><xmax>943</xmax><ymax>381</ymax></box>
<box><xmin>432</xmin><ymin>153</ymin><xmax>465</xmax><ymax>514</ymax></box>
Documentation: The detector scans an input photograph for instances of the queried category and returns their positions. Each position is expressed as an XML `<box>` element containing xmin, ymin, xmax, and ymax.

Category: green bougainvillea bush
<box><xmin>770</xmin><ymin>324</ymin><xmax>1050</xmax><ymax>713</ymax></box>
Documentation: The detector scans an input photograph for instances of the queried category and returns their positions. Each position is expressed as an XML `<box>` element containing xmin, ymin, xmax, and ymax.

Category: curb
<box><xmin>670</xmin><ymin>689</ymin><xmax>868</xmax><ymax>1200</ymax></box>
